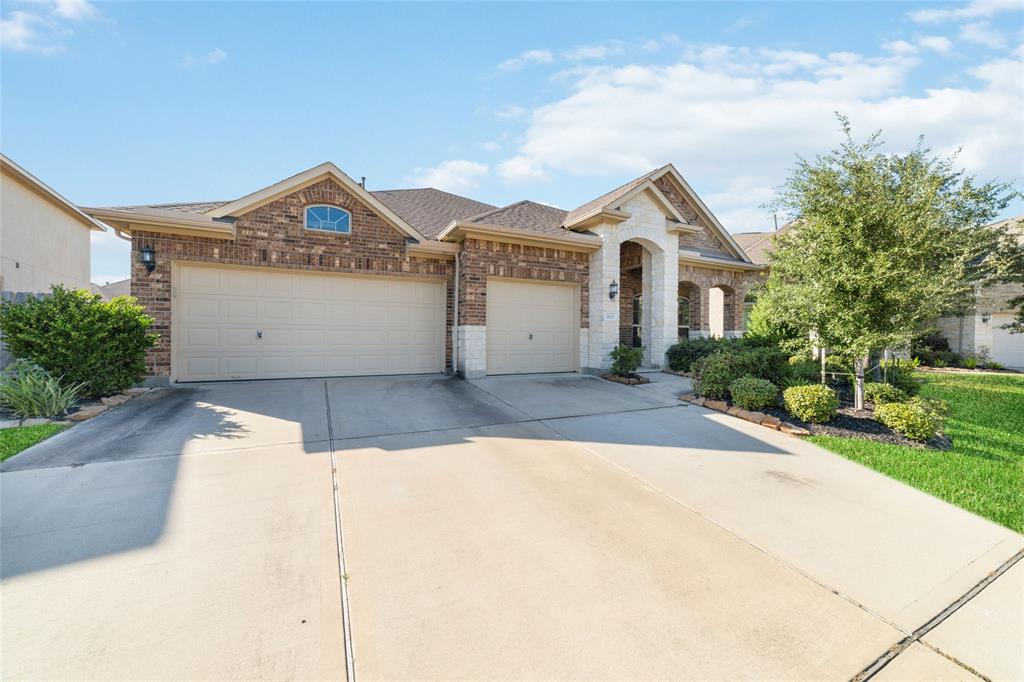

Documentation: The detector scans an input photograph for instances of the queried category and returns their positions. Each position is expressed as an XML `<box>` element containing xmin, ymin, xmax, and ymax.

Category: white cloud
<box><xmin>883</xmin><ymin>40</ymin><xmax>918</xmax><ymax>55</ymax></box>
<box><xmin>908</xmin><ymin>0</ymin><xmax>1022</xmax><ymax>23</ymax></box>
<box><xmin>1</xmin><ymin>0</ymin><xmax>97</xmax><ymax>54</ymax></box>
<box><xmin>497</xmin><ymin>156</ymin><xmax>546</xmax><ymax>183</ymax></box>
<box><xmin>481</xmin><ymin>141</ymin><xmax>501</xmax><ymax>152</ymax></box>
<box><xmin>562</xmin><ymin>40</ymin><xmax>627</xmax><ymax>61</ymax></box>
<box><xmin>918</xmin><ymin>35</ymin><xmax>953</xmax><ymax>53</ymax></box>
<box><xmin>494</xmin><ymin>44</ymin><xmax>1023</xmax><ymax>230</ymax></box>
<box><xmin>53</xmin><ymin>0</ymin><xmax>96</xmax><ymax>20</ymax></box>
<box><xmin>183</xmin><ymin>47</ymin><xmax>228</xmax><ymax>68</ymax></box>
<box><xmin>959</xmin><ymin>21</ymin><xmax>1007</xmax><ymax>47</ymax></box>
<box><xmin>497</xmin><ymin>49</ymin><xmax>554</xmax><ymax>72</ymax></box>
<box><xmin>412</xmin><ymin>160</ymin><xmax>489</xmax><ymax>193</ymax></box>
<box><xmin>493</xmin><ymin>104</ymin><xmax>528</xmax><ymax>120</ymax></box>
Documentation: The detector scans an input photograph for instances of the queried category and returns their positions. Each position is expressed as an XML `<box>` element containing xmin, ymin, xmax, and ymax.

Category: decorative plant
<box><xmin>875</xmin><ymin>397</ymin><xmax>946</xmax><ymax>443</ymax></box>
<box><xmin>609</xmin><ymin>345</ymin><xmax>644</xmax><ymax>377</ymax></box>
<box><xmin>0</xmin><ymin>286</ymin><xmax>157</xmax><ymax>397</ymax></box>
<box><xmin>0</xmin><ymin>360</ymin><xmax>85</xmax><ymax>419</ymax></box>
<box><xmin>728</xmin><ymin>376</ymin><xmax>778</xmax><ymax>410</ymax></box>
<box><xmin>782</xmin><ymin>384</ymin><xmax>839</xmax><ymax>423</ymax></box>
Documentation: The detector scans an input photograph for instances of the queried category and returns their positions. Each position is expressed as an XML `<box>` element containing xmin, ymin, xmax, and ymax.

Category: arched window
<box><xmin>678</xmin><ymin>296</ymin><xmax>690</xmax><ymax>340</ymax></box>
<box><xmin>305</xmin><ymin>205</ymin><xmax>351</xmax><ymax>233</ymax></box>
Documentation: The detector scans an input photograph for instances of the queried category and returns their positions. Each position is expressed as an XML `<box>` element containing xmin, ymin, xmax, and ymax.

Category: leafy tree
<box><xmin>757</xmin><ymin>116</ymin><xmax>1018</xmax><ymax>407</ymax></box>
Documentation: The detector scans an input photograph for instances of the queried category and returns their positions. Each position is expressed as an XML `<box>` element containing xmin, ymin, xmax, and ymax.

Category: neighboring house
<box><xmin>935</xmin><ymin>217</ymin><xmax>1024</xmax><ymax>369</ymax></box>
<box><xmin>99</xmin><ymin>278</ymin><xmax>131</xmax><ymax>300</ymax></box>
<box><xmin>82</xmin><ymin>162</ymin><xmax>760</xmax><ymax>383</ymax></box>
<box><xmin>1</xmin><ymin>154</ymin><xmax>106</xmax><ymax>293</ymax></box>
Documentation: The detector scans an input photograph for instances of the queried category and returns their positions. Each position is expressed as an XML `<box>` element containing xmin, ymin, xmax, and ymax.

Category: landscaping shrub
<box><xmin>875</xmin><ymin>397</ymin><xmax>946</xmax><ymax>443</ymax></box>
<box><xmin>881</xmin><ymin>359</ymin><xmax>922</xmax><ymax>396</ymax></box>
<box><xmin>0</xmin><ymin>287</ymin><xmax>157</xmax><ymax>397</ymax></box>
<box><xmin>963</xmin><ymin>356</ymin><xmax>978</xmax><ymax>369</ymax></box>
<box><xmin>666</xmin><ymin>337</ymin><xmax>736</xmax><ymax>372</ymax></box>
<box><xmin>728</xmin><ymin>376</ymin><xmax>777</xmax><ymax>410</ymax></box>
<box><xmin>609</xmin><ymin>344</ymin><xmax>644</xmax><ymax>377</ymax></box>
<box><xmin>864</xmin><ymin>382</ymin><xmax>908</xmax><ymax>405</ymax></box>
<box><xmin>691</xmin><ymin>351</ymin><xmax>735</xmax><ymax>399</ymax></box>
<box><xmin>692</xmin><ymin>345</ymin><xmax>789</xmax><ymax>398</ymax></box>
<box><xmin>786</xmin><ymin>360</ymin><xmax>821</xmax><ymax>385</ymax></box>
<box><xmin>783</xmin><ymin>384</ymin><xmax>838</xmax><ymax>423</ymax></box>
<box><xmin>0</xmin><ymin>360</ymin><xmax>84</xmax><ymax>419</ymax></box>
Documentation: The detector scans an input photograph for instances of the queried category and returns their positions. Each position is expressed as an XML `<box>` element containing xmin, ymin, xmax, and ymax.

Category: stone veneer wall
<box><xmin>131</xmin><ymin>178</ymin><xmax>453</xmax><ymax>378</ymax></box>
<box><xmin>457</xmin><ymin>237</ymin><xmax>590</xmax><ymax>327</ymax></box>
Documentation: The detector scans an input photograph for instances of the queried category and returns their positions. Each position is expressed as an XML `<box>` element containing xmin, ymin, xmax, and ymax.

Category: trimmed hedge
<box><xmin>864</xmin><ymin>382</ymin><xmax>908</xmax><ymax>405</ymax></box>
<box><xmin>666</xmin><ymin>338</ymin><xmax>736</xmax><ymax>372</ymax></box>
<box><xmin>728</xmin><ymin>376</ymin><xmax>777</xmax><ymax>410</ymax></box>
<box><xmin>0</xmin><ymin>286</ymin><xmax>157</xmax><ymax>397</ymax></box>
<box><xmin>876</xmin><ymin>397</ymin><xmax>946</xmax><ymax>442</ymax></box>
<box><xmin>783</xmin><ymin>384</ymin><xmax>838</xmax><ymax>423</ymax></box>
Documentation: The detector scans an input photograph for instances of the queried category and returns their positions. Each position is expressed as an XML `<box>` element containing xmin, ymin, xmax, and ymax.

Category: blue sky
<box><xmin>2</xmin><ymin>0</ymin><xmax>1022</xmax><ymax>284</ymax></box>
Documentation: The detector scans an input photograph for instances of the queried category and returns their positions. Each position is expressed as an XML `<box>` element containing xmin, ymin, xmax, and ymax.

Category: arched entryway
<box><xmin>709</xmin><ymin>282</ymin><xmax>738</xmax><ymax>338</ymax></box>
<box><xmin>678</xmin><ymin>281</ymin><xmax>701</xmax><ymax>340</ymax></box>
<box><xmin>618</xmin><ymin>238</ymin><xmax>665</xmax><ymax>365</ymax></box>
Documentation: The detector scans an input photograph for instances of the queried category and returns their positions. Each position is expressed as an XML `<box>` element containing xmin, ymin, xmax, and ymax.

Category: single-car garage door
<box><xmin>175</xmin><ymin>264</ymin><xmax>445</xmax><ymax>381</ymax></box>
<box><xmin>486</xmin><ymin>279</ymin><xmax>577</xmax><ymax>375</ymax></box>
<box><xmin>991</xmin><ymin>313</ymin><xmax>1024</xmax><ymax>369</ymax></box>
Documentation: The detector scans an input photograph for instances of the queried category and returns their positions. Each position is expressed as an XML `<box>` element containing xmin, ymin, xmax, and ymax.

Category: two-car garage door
<box><xmin>174</xmin><ymin>265</ymin><xmax>445</xmax><ymax>381</ymax></box>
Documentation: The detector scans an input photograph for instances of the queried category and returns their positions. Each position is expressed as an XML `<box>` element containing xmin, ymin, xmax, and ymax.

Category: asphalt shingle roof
<box><xmin>371</xmin><ymin>188</ymin><xmax>496</xmax><ymax>239</ymax></box>
<box><xmin>466</xmin><ymin>200</ymin><xmax>570</xmax><ymax>235</ymax></box>
<box><xmin>562</xmin><ymin>167</ymin><xmax>661</xmax><ymax>226</ymax></box>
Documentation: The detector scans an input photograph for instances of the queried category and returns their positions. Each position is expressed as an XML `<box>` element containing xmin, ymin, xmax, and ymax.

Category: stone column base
<box><xmin>457</xmin><ymin>325</ymin><xmax>487</xmax><ymax>379</ymax></box>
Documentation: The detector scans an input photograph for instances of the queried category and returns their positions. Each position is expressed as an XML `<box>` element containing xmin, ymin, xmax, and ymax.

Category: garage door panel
<box><xmin>176</xmin><ymin>265</ymin><xmax>444</xmax><ymax>381</ymax></box>
<box><xmin>991</xmin><ymin>314</ymin><xmax>1024</xmax><ymax>368</ymax></box>
<box><xmin>486</xmin><ymin>280</ymin><xmax>576</xmax><ymax>375</ymax></box>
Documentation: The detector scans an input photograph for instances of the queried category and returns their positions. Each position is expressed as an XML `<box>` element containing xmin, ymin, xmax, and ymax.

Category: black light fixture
<box><xmin>609</xmin><ymin>279</ymin><xmax>619</xmax><ymax>301</ymax></box>
<box><xmin>140</xmin><ymin>245</ymin><xmax>156</xmax><ymax>273</ymax></box>
<box><xmin>981</xmin><ymin>312</ymin><xmax>991</xmax><ymax>324</ymax></box>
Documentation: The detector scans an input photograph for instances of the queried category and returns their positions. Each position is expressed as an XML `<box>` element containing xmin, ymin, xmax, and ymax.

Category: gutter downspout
<box><xmin>452</xmin><ymin>250</ymin><xmax>460</xmax><ymax>378</ymax></box>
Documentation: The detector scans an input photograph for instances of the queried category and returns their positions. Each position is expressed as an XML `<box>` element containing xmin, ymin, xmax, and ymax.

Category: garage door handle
<box><xmin>256</xmin><ymin>330</ymin><xmax>262</xmax><ymax>340</ymax></box>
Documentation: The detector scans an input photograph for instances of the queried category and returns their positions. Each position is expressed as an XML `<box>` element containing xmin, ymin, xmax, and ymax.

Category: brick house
<box><xmin>83</xmin><ymin>162</ymin><xmax>761</xmax><ymax>383</ymax></box>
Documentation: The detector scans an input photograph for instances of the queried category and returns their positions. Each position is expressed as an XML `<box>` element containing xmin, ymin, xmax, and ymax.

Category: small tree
<box><xmin>758</xmin><ymin>116</ymin><xmax>1018</xmax><ymax>408</ymax></box>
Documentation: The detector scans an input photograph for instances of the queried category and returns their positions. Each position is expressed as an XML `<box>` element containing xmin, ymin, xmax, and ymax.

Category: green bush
<box><xmin>666</xmin><ymin>338</ymin><xmax>734</xmax><ymax>372</ymax></box>
<box><xmin>0</xmin><ymin>361</ymin><xmax>85</xmax><ymax>419</ymax></box>
<box><xmin>962</xmin><ymin>356</ymin><xmax>978</xmax><ymax>369</ymax></box>
<box><xmin>728</xmin><ymin>376</ymin><xmax>777</xmax><ymax>410</ymax></box>
<box><xmin>786</xmin><ymin>360</ymin><xmax>821</xmax><ymax>385</ymax></box>
<box><xmin>880</xmin><ymin>358</ymin><xmax>922</xmax><ymax>396</ymax></box>
<box><xmin>783</xmin><ymin>384</ymin><xmax>838</xmax><ymax>423</ymax></box>
<box><xmin>609</xmin><ymin>344</ymin><xmax>644</xmax><ymax>377</ymax></box>
<box><xmin>876</xmin><ymin>397</ymin><xmax>945</xmax><ymax>442</ymax></box>
<box><xmin>0</xmin><ymin>287</ymin><xmax>157</xmax><ymax>397</ymax></box>
<box><xmin>864</xmin><ymin>382</ymin><xmax>908</xmax><ymax>405</ymax></box>
<box><xmin>987</xmin><ymin>361</ymin><xmax>1004</xmax><ymax>370</ymax></box>
<box><xmin>692</xmin><ymin>345</ymin><xmax>789</xmax><ymax>398</ymax></box>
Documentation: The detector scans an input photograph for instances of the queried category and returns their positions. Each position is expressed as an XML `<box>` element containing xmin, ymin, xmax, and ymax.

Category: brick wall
<box><xmin>131</xmin><ymin>178</ymin><xmax>453</xmax><ymax>377</ymax></box>
<box><xmin>653</xmin><ymin>176</ymin><xmax>736</xmax><ymax>256</ymax></box>
<box><xmin>458</xmin><ymin>237</ymin><xmax>590</xmax><ymax>326</ymax></box>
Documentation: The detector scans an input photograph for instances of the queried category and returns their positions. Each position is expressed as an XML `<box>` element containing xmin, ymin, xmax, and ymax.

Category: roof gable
<box><xmin>1</xmin><ymin>154</ymin><xmax>106</xmax><ymax>232</ymax></box>
<box><xmin>206</xmin><ymin>162</ymin><xmax>427</xmax><ymax>242</ymax></box>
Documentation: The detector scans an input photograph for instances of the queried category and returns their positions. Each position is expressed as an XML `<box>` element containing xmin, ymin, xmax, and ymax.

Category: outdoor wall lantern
<box><xmin>140</xmin><ymin>245</ymin><xmax>156</xmax><ymax>273</ymax></box>
<box><xmin>981</xmin><ymin>312</ymin><xmax>991</xmax><ymax>324</ymax></box>
<box><xmin>609</xmin><ymin>279</ymin><xmax>619</xmax><ymax>301</ymax></box>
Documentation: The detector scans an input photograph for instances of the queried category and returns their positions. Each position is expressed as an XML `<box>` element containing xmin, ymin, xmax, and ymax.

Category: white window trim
<box><xmin>304</xmin><ymin>204</ymin><xmax>352</xmax><ymax>234</ymax></box>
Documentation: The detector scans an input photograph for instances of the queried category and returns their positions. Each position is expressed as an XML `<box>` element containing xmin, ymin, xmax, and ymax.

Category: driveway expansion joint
<box><xmin>852</xmin><ymin>547</ymin><xmax>1024</xmax><ymax>681</ymax></box>
<box><xmin>324</xmin><ymin>381</ymin><xmax>356</xmax><ymax>682</ymax></box>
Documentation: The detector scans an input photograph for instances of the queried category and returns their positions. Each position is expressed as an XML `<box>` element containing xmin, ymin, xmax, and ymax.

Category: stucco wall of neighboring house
<box><xmin>934</xmin><ymin>281</ymin><xmax>1023</xmax><ymax>366</ymax></box>
<box><xmin>0</xmin><ymin>173</ymin><xmax>91</xmax><ymax>292</ymax></box>
<box><xmin>130</xmin><ymin>178</ymin><xmax>453</xmax><ymax>378</ymax></box>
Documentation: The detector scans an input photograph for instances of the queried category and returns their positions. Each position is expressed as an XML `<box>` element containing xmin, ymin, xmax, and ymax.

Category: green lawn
<box><xmin>808</xmin><ymin>372</ymin><xmax>1024</xmax><ymax>533</ymax></box>
<box><xmin>0</xmin><ymin>423</ymin><xmax>68</xmax><ymax>462</ymax></box>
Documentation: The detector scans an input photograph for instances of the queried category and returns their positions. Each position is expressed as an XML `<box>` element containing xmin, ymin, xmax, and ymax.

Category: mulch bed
<box><xmin>603</xmin><ymin>373</ymin><xmax>650</xmax><ymax>385</ymax></box>
<box><xmin>760</xmin><ymin>383</ymin><xmax>951</xmax><ymax>450</ymax></box>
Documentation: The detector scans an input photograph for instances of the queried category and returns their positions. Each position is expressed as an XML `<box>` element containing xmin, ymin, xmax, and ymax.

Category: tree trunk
<box><xmin>820</xmin><ymin>348</ymin><xmax>827</xmax><ymax>385</ymax></box>
<box><xmin>854</xmin><ymin>356</ymin><xmax>866</xmax><ymax>410</ymax></box>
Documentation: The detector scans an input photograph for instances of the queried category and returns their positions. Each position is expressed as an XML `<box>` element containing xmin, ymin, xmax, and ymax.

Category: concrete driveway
<box><xmin>2</xmin><ymin>373</ymin><xmax>1021</xmax><ymax>680</ymax></box>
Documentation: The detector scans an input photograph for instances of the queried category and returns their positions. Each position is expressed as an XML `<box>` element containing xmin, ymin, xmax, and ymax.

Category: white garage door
<box><xmin>175</xmin><ymin>265</ymin><xmax>445</xmax><ymax>381</ymax></box>
<box><xmin>486</xmin><ymin>279</ymin><xmax>576</xmax><ymax>375</ymax></box>
<box><xmin>991</xmin><ymin>314</ymin><xmax>1024</xmax><ymax>369</ymax></box>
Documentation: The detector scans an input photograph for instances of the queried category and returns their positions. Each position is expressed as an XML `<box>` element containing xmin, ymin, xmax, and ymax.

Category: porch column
<box><xmin>690</xmin><ymin>283</ymin><xmax>712</xmax><ymax>339</ymax></box>
<box><xmin>587</xmin><ymin>227</ymin><xmax>621</xmax><ymax>371</ymax></box>
<box><xmin>648</xmin><ymin>249</ymin><xmax>679</xmax><ymax>367</ymax></box>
